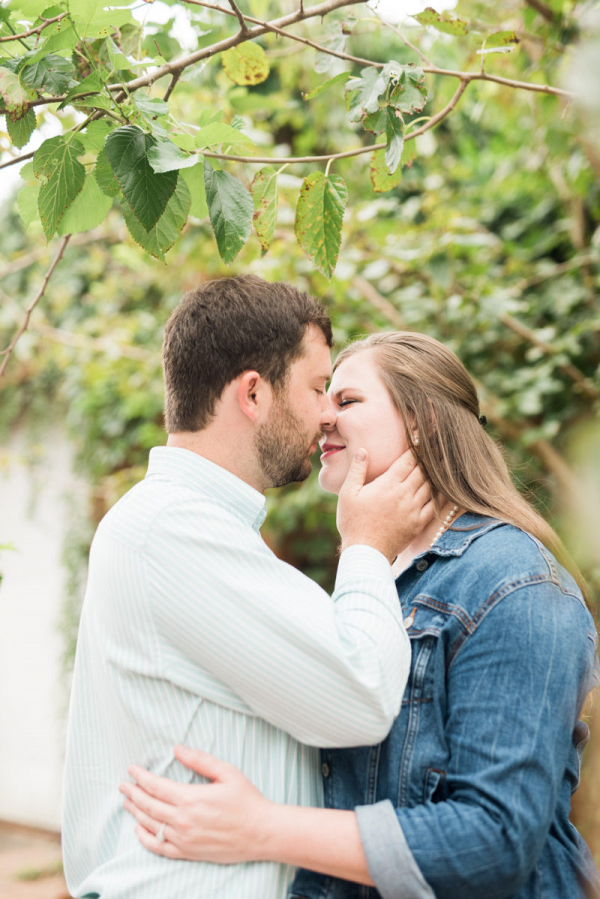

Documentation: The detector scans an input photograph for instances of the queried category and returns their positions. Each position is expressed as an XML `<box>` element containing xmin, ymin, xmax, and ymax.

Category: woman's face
<box><xmin>318</xmin><ymin>349</ymin><xmax>410</xmax><ymax>495</ymax></box>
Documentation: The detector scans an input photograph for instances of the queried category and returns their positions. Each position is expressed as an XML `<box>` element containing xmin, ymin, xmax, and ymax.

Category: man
<box><xmin>62</xmin><ymin>275</ymin><xmax>432</xmax><ymax>898</ymax></box>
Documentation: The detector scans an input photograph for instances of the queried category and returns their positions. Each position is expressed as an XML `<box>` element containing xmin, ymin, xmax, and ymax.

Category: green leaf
<box><xmin>105</xmin><ymin>36</ymin><xmax>132</xmax><ymax>71</ymax></box>
<box><xmin>222</xmin><ymin>42</ymin><xmax>270</xmax><ymax>86</ymax></box>
<box><xmin>58</xmin><ymin>71</ymin><xmax>106</xmax><ymax>110</ymax></box>
<box><xmin>0</xmin><ymin>67</ymin><xmax>37</xmax><ymax>121</ymax></box>
<box><xmin>251</xmin><ymin>166</ymin><xmax>278</xmax><ymax>256</ymax></box>
<box><xmin>78</xmin><ymin>118</ymin><xmax>114</xmax><ymax>154</ymax></box>
<box><xmin>487</xmin><ymin>30</ymin><xmax>520</xmax><ymax>45</ymax></box>
<box><xmin>294</xmin><ymin>171</ymin><xmax>348</xmax><ymax>280</ymax></box>
<box><xmin>58</xmin><ymin>172</ymin><xmax>113</xmax><ymax>235</ymax></box>
<box><xmin>122</xmin><ymin>177</ymin><xmax>191</xmax><ymax>260</ymax></box>
<box><xmin>346</xmin><ymin>67</ymin><xmax>387</xmax><ymax>122</ymax></box>
<box><xmin>94</xmin><ymin>147</ymin><xmax>120</xmax><ymax>197</ymax></box>
<box><xmin>105</xmin><ymin>125</ymin><xmax>178</xmax><ymax>231</ymax></box>
<box><xmin>68</xmin><ymin>0</ymin><xmax>133</xmax><ymax>39</ymax></box>
<box><xmin>385</xmin><ymin>106</ymin><xmax>404</xmax><ymax>174</ymax></box>
<box><xmin>315</xmin><ymin>21</ymin><xmax>346</xmax><ymax>74</ymax></box>
<box><xmin>17</xmin><ymin>181</ymin><xmax>40</xmax><ymax>230</ymax></box>
<box><xmin>33</xmin><ymin>135</ymin><xmax>86</xmax><ymax>239</ymax></box>
<box><xmin>414</xmin><ymin>8</ymin><xmax>469</xmax><ymax>36</ymax></box>
<box><xmin>402</xmin><ymin>139</ymin><xmax>417</xmax><ymax>168</ymax></box>
<box><xmin>363</xmin><ymin>109</ymin><xmax>387</xmax><ymax>135</ymax></box>
<box><xmin>181</xmin><ymin>162</ymin><xmax>208</xmax><ymax>220</ymax></box>
<box><xmin>303</xmin><ymin>71</ymin><xmax>350</xmax><ymax>101</ymax></box>
<box><xmin>20</xmin><ymin>54</ymin><xmax>76</xmax><ymax>94</ymax></box>
<box><xmin>132</xmin><ymin>95</ymin><xmax>170</xmax><ymax>118</ymax></box>
<box><xmin>195</xmin><ymin>121</ymin><xmax>254</xmax><ymax>150</ymax></box>
<box><xmin>204</xmin><ymin>160</ymin><xmax>253</xmax><ymax>264</ymax></box>
<box><xmin>6</xmin><ymin>107</ymin><xmax>35</xmax><ymax>148</ymax></box>
<box><xmin>370</xmin><ymin>147</ymin><xmax>402</xmax><ymax>192</ymax></box>
<box><xmin>147</xmin><ymin>135</ymin><xmax>199</xmax><ymax>173</ymax></box>
<box><xmin>31</xmin><ymin>21</ymin><xmax>76</xmax><ymax>58</ymax></box>
<box><xmin>390</xmin><ymin>69</ymin><xmax>427</xmax><ymax>115</ymax></box>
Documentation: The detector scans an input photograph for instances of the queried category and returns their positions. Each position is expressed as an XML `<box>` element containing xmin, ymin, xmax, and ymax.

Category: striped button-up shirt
<box><xmin>62</xmin><ymin>446</ymin><xmax>410</xmax><ymax>898</ymax></box>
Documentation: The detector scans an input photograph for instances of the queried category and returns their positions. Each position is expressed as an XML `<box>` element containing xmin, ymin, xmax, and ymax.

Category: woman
<box><xmin>121</xmin><ymin>332</ymin><xmax>600</xmax><ymax>899</ymax></box>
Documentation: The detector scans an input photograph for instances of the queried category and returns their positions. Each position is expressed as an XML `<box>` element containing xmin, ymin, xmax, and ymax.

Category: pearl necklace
<box><xmin>429</xmin><ymin>504</ymin><xmax>459</xmax><ymax>549</ymax></box>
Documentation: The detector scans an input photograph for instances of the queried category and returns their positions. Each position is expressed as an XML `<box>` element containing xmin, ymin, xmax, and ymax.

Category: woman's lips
<box><xmin>320</xmin><ymin>445</ymin><xmax>345</xmax><ymax>460</ymax></box>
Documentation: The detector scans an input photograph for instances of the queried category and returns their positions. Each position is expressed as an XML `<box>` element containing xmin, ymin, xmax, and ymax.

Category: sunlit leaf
<box><xmin>295</xmin><ymin>171</ymin><xmax>347</xmax><ymax>280</ymax></box>
<box><xmin>303</xmin><ymin>71</ymin><xmax>350</xmax><ymax>101</ymax></box>
<box><xmin>370</xmin><ymin>147</ymin><xmax>403</xmax><ymax>192</ymax></box>
<box><xmin>147</xmin><ymin>135</ymin><xmax>199</xmax><ymax>173</ymax></box>
<box><xmin>251</xmin><ymin>166</ymin><xmax>278</xmax><ymax>255</ymax></box>
<box><xmin>204</xmin><ymin>160</ymin><xmax>253</xmax><ymax>264</ymax></box>
<box><xmin>68</xmin><ymin>0</ymin><xmax>133</xmax><ymax>39</ymax></box>
<box><xmin>181</xmin><ymin>162</ymin><xmax>208</xmax><ymax>219</ymax></box>
<box><xmin>222</xmin><ymin>42</ymin><xmax>269</xmax><ymax>85</ymax></box>
<box><xmin>105</xmin><ymin>125</ymin><xmax>177</xmax><ymax>231</ymax></box>
<box><xmin>94</xmin><ymin>147</ymin><xmax>121</xmax><ymax>197</ymax></box>
<box><xmin>17</xmin><ymin>181</ymin><xmax>40</xmax><ymax>230</ymax></box>
<box><xmin>195</xmin><ymin>122</ymin><xmax>254</xmax><ymax>150</ymax></box>
<box><xmin>58</xmin><ymin>173</ymin><xmax>113</xmax><ymax>235</ymax></box>
<box><xmin>414</xmin><ymin>8</ymin><xmax>469</xmax><ymax>35</ymax></box>
<box><xmin>58</xmin><ymin>71</ymin><xmax>106</xmax><ymax>110</ymax></box>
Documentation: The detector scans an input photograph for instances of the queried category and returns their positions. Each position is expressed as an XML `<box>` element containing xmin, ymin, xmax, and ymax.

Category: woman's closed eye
<box><xmin>338</xmin><ymin>398</ymin><xmax>358</xmax><ymax>408</ymax></box>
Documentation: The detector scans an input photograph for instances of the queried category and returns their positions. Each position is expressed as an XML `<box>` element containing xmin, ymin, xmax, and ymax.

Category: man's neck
<box><xmin>166</xmin><ymin>431</ymin><xmax>267</xmax><ymax>493</ymax></box>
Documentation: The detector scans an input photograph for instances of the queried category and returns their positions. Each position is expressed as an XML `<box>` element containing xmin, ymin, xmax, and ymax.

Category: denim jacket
<box><xmin>290</xmin><ymin>514</ymin><xmax>600</xmax><ymax>899</ymax></box>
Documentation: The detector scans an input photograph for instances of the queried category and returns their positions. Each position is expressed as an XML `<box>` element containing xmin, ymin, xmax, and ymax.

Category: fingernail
<box><xmin>355</xmin><ymin>450</ymin><xmax>366</xmax><ymax>461</ymax></box>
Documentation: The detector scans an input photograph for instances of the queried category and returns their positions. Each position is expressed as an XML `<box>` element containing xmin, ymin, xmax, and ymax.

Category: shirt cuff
<box><xmin>356</xmin><ymin>800</ymin><xmax>435</xmax><ymax>899</ymax></box>
<box><xmin>335</xmin><ymin>544</ymin><xmax>393</xmax><ymax>587</ymax></box>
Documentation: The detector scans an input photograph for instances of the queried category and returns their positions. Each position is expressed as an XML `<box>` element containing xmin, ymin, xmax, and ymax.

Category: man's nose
<box><xmin>320</xmin><ymin>397</ymin><xmax>337</xmax><ymax>430</ymax></box>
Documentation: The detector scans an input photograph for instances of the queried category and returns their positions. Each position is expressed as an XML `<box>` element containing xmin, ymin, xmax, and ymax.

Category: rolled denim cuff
<box><xmin>356</xmin><ymin>800</ymin><xmax>435</xmax><ymax>899</ymax></box>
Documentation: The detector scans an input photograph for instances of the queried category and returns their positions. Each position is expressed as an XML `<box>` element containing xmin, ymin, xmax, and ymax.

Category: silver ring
<box><xmin>156</xmin><ymin>822</ymin><xmax>167</xmax><ymax>844</ymax></box>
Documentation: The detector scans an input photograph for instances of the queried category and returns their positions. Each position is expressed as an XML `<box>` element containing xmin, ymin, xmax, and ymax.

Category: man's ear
<box><xmin>236</xmin><ymin>370</ymin><xmax>272</xmax><ymax>423</ymax></box>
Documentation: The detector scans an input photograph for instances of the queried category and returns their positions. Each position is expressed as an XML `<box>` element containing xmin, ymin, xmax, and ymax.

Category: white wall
<box><xmin>0</xmin><ymin>428</ymin><xmax>86</xmax><ymax>830</ymax></box>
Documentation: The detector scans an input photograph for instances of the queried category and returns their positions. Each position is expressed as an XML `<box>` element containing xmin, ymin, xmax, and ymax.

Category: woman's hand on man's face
<box><xmin>119</xmin><ymin>744</ymin><xmax>273</xmax><ymax>862</ymax></box>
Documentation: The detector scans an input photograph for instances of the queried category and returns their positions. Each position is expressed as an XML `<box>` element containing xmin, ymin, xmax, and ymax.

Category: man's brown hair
<box><xmin>163</xmin><ymin>274</ymin><xmax>332</xmax><ymax>432</ymax></box>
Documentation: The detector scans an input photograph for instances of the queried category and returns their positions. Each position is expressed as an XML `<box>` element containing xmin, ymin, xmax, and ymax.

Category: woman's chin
<box><xmin>318</xmin><ymin>467</ymin><xmax>343</xmax><ymax>496</ymax></box>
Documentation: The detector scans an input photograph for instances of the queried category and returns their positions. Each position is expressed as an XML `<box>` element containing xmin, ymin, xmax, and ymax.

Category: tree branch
<box><xmin>0</xmin><ymin>235</ymin><xmax>71</xmax><ymax>378</ymax></box>
<box><xmin>0</xmin><ymin>12</ymin><xmax>67</xmax><ymax>43</ymax></box>
<box><xmin>227</xmin><ymin>0</ymin><xmax>250</xmax><ymax>34</ymax></box>
<box><xmin>524</xmin><ymin>0</ymin><xmax>559</xmax><ymax>25</ymax></box>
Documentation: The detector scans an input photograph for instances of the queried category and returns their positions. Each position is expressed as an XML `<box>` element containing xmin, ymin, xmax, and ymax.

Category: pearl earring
<box><xmin>413</xmin><ymin>434</ymin><xmax>419</xmax><ymax>446</ymax></box>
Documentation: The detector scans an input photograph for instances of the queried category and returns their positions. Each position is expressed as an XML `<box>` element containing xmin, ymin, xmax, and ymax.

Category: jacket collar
<box><xmin>424</xmin><ymin>511</ymin><xmax>506</xmax><ymax>558</ymax></box>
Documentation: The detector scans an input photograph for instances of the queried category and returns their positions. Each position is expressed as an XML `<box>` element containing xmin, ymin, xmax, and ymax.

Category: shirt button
<box><xmin>416</xmin><ymin>559</ymin><xmax>429</xmax><ymax>571</ymax></box>
<box><xmin>322</xmin><ymin>762</ymin><xmax>331</xmax><ymax>778</ymax></box>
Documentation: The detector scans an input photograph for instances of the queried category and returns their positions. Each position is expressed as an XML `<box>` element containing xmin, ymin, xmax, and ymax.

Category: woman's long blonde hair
<box><xmin>334</xmin><ymin>331</ymin><xmax>589</xmax><ymax>603</ymax></box>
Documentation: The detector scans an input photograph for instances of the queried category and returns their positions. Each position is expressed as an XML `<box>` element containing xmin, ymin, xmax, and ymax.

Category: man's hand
<box><xmin>337</xmin><ymin>449</ymin><xmax>434</xmax><ymax>562</ymax></box>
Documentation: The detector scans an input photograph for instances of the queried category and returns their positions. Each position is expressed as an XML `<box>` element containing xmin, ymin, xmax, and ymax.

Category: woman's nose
<box><xmin>320</xmin><ymin>399</ymin><xmax>337</xmax><ymax>430</ymax></box>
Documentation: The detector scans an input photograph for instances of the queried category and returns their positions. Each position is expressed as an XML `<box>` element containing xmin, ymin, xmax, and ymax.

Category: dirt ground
<box><xmin>0</xmin><ymin>821</ymin><xmax>70</xmax><ymax>899</ymax></box>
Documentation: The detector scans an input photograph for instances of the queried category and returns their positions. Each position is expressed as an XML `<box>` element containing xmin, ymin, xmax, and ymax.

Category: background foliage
<box><xmin>1</xmin><ymin>0</ymin><xmax>599</xmax><ymax>860</ymax></box>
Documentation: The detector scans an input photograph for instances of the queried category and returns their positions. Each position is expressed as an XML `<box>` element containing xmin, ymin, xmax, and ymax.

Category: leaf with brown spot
<box><xmin>294</xmin><ymin>171</ymin><xmax>347</xmax><ymax>280</ymax></box>
<box><xmin>222</xmin><ymin>42</ymin><xmax>269</xmax><ymax>86</ymax></box>
<box><xmin>251</xmin><ymin>166</ymin><xmax>278</xmax><ymax>256</ymax></box>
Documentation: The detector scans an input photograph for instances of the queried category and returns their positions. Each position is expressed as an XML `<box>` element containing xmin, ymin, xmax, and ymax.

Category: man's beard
<box><xmin>255</xmin><ymin>393</ymin><xmax>320</xmax><ymax>488</ymax></box>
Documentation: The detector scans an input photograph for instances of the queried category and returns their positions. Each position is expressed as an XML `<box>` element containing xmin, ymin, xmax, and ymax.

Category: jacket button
<box><xmin>322</xmin><ymin>762</ymin><xmax>331</xmax><ymax>778</ymax></box>
<box><xmin>416</xmin><ymin>559</ymin><xmax>429</xmax><ymax>571</ymax></box>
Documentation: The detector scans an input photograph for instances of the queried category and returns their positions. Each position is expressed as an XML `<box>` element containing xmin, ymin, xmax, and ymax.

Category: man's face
<box><xmin>255</xmin><ymin>326</ymin><xmax>333</xmax><ymax>488</ymax></box>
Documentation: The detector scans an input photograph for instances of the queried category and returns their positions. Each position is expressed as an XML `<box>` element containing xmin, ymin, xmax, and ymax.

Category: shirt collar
<box><xmin>424</xmin><ymin>511</ymin><xmax>506</xmax><ymax>558</ymax></box>
<box><xmin>146</xmin><ymin>446</ymin><xmax>267</xmax><ymax>531</ymax></box>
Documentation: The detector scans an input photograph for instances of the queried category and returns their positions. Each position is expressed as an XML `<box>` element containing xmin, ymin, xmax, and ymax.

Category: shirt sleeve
<box><xmin>145</xmin><ymin>498</ymin><xmax>411</xmax><ymax>748</ymax></box>
<box><xmin>355</xmin><ymin>581</ymin><xmax>599</xmax><ymax>899</ymax></box>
